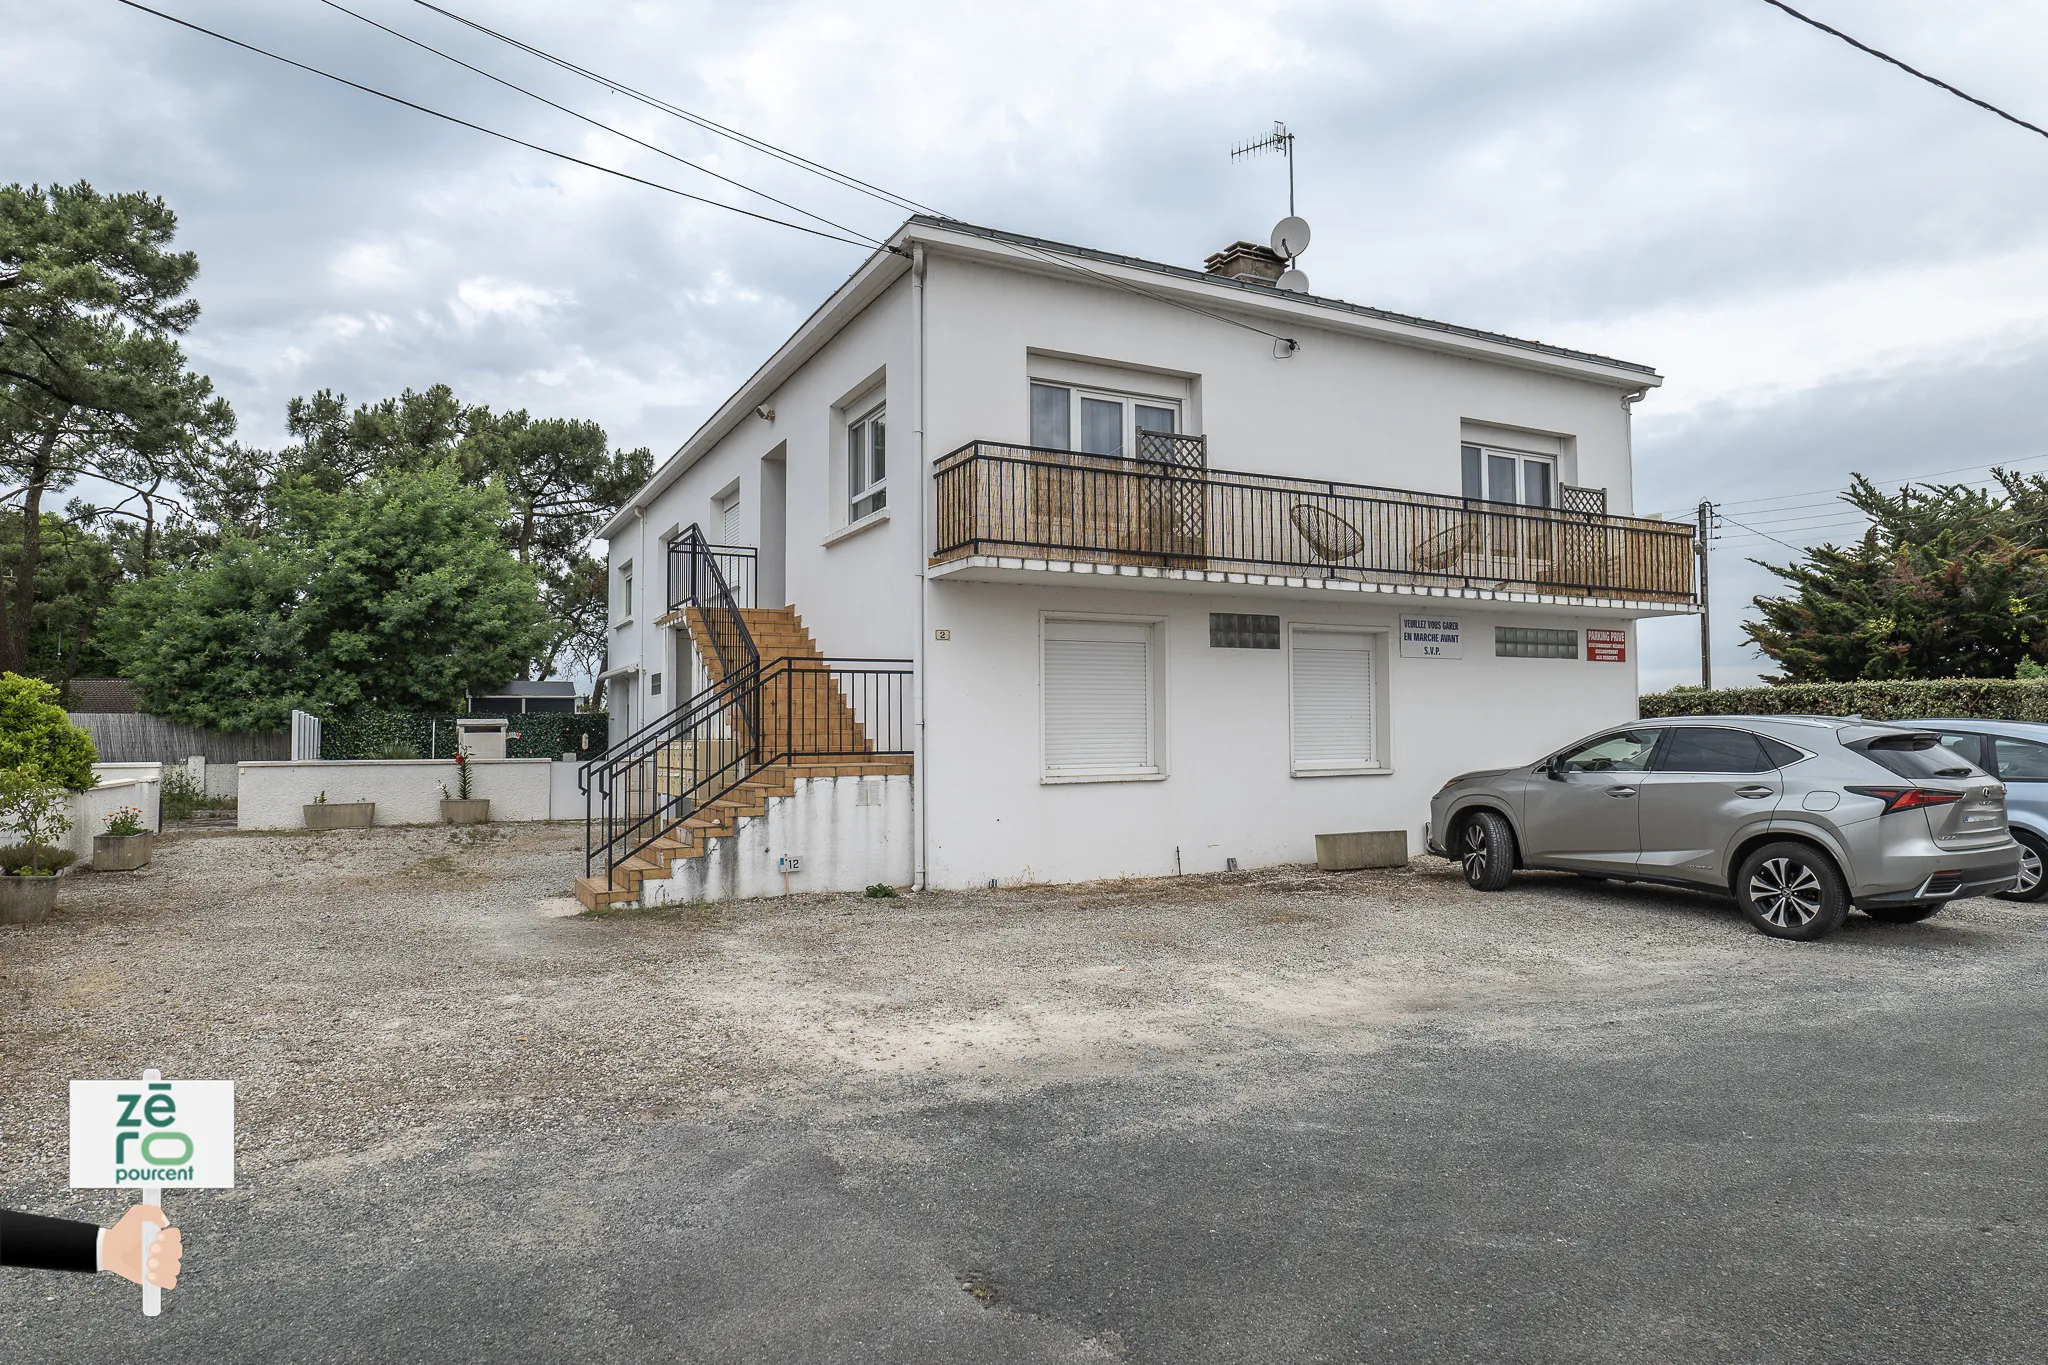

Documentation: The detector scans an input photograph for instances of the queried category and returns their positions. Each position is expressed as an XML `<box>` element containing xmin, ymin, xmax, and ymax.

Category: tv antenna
<box><xmin>1231</xmin><ymin>120</ymin><xmax>1311</xmax><ymax>293</ymax></box>
<box><xmin>1231</xmin><ymin>120</ymin><xmax>1297</xmax><ymax>217</ymax></box>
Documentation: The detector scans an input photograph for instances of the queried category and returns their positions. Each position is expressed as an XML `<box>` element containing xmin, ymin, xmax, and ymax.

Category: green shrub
<box><xmin>318</xmin><ymin>711</ymin><xmax>609</xmax><ymax>760</ymax></box>
<box><xmin>1640</xmin><ymin>678</ymin><xmax>2048</xmax><ymax>723</ymax></box>
<box><xmin>864</xmin><ymin>883</ymin><xmax>899</xmax><ymax>899</ymax></box>
<box><xmin>159</xmin><ymin>767</ymin><xmax>206</xmax><ymax>821</ymax></box>
<box><xmin>0</xmin><ymin>843</ymin><xmax>76</xmax><ymax>874</ymax></box>
<box><xmin>374</xmin><ymin>741</ymin><xmax>422</xmax><ymax>760</ymax></box>
<box><xmin>0</xmin><ymin>672</ymin><xmax>97</xmax><ymax>789</ymax></box>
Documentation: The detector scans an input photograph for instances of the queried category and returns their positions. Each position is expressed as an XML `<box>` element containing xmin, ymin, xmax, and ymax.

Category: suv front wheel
<box><xmin>1458</xmin><ymin>810</ymin><xmax>1517</xmax><ymax>892</ymax></box>
<box><xmin>1734</xmin><ymin>842</ymin><xmax>1849</xmax><ymax>940</ymax></box>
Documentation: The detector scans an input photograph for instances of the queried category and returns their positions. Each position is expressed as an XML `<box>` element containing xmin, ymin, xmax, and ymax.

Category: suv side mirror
<box><xmin>1545</xmin><ymin>756</ymin><xmax>1567</xmax><ymax>780</ymax></box>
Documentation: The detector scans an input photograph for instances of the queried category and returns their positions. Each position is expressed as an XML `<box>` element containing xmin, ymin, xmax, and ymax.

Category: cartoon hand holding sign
<box><xmin>68</xmin><ymin>1068</ymin><xmax>233</xmax><ymax>1315</ymax></box>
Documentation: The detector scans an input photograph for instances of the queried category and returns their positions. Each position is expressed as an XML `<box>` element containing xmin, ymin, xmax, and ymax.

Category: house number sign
<box><xmin>1400</xmin><ymin>617</ymin><xmax>1463</xmax><ymax>659</ymax></box>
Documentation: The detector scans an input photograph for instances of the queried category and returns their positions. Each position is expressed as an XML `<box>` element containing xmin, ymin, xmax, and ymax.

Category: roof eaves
<box><xmin>902</xmin><ymin>216</ymin><xmax>1661</xmax><ymax>380</ymax></box>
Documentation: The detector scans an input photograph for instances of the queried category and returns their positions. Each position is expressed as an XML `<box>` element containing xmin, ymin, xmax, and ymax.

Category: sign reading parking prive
<box><xmin>1587</xmin><ymin>628</ymin><xmax>1628</xmax><ymax>663</ymax></box>
<box><xmin>69</xmin><ymin>1077</ymin><xmax>235</xmax><ymax>1189</ymax></box>
<box><xmin>1400</xmin><ymin>617</ymin><xmax>1463</xmax><ymax>659</ymax></box>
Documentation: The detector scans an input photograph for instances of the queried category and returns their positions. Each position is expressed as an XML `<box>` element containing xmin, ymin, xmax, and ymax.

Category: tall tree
<box><xmin>1747</xmin><ymin>472</ymin><xmax>2048</xmax><ymax>682</ymax></box>
<box><xmin>182</xmin><ymin>384</ymin><xmax>650</xmax><ymax>678</ymax></box>
<box><xmin>101</xmin><ymin>464</ymin><xmax>550</xmax><ymax>730</ymax></box>
<box><xmin>0</xmin><ymin>183</ymin><xmax>233</xmax><ymax>674</ymax></box>
<box><xmin>0</xmin><ymin>511</ymin><xmax>123</xmax><ymax>685</ymax></box>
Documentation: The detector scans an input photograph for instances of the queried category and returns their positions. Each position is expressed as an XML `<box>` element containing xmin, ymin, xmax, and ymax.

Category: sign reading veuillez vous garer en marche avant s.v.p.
<box><xmin>1400</xmin><ymin>617</ymin><xmax>1463</xmax><ymax>659</ymax></box>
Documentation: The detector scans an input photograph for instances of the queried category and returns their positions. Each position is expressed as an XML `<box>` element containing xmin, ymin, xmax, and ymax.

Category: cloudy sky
<box><xmin>9</xmin><ymin>0</ymin><xmax>2048</xmax><ymax>687</ymax></box>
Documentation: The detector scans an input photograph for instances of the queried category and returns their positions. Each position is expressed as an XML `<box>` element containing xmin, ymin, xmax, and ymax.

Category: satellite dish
<box><xmin>1271</xmin><ymin>215</ymin><xmax>1311</xmax><ymax>259</ymax></box>
<box><xmin>1276</xmin><ymin>268</ymin><xmax>1310</xmax><ymax>294</ymax></box>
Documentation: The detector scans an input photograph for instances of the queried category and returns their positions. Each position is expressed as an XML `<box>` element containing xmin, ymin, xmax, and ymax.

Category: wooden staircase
<box><xmin>574</xmin><ymin>606</ymin><xmax>911</xmax><ymax>909</ymax></box>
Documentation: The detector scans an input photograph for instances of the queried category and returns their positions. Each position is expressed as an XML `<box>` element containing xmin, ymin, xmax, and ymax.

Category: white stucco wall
<box><xmin>642</xmin><ymin>774</ymin><xmax>913</xmax><ymax>904</ymax></box>
<box><xmin>920</xmin><ymin>250</ymin><xmax>1640</xmax><ymax>514</ymax></box>
<box><xmin>597</xmin><ymin>226</ymin><xmax>1672</xmax><ymax>893</ymax></box>
<box><xmin>921</xmin><ymin>579</ymin><xmax>1640</xmax><ymax>887</ymax></box>
<box><xmin>235</xmin><ymin>760</ymin><xmax>555</xmax><ymax>830</ymax></box>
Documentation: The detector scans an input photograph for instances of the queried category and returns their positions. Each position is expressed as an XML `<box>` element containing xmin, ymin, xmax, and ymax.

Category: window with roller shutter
<box><xmin>1289</xmin><ymin>627</ymin><xmax>1380</xmax><ymax>774</ymax></box>
<box><xmin>1041</xmin><ymin>617</ymin><xmax>1162</xmax><ymax>779</ymax></box>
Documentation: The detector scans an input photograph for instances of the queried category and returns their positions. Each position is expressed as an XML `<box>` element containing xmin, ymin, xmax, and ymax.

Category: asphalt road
<box><xmin>3</xmin><ymin>828</ymin><xmax>2042</xmax><ymax>1363</ymax></box>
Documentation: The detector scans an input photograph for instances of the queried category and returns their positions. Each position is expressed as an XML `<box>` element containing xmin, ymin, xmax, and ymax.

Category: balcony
<box><xmin>930</xmin><ymin>438</ymin><xmax>1698</xmax><ymax>612</ymax></box>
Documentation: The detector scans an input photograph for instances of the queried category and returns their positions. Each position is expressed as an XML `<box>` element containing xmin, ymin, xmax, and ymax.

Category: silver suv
<box><xmin>1426</xmin><ymin>716</ymin><xmax>2020</xmax><ymax>940</ymax></box>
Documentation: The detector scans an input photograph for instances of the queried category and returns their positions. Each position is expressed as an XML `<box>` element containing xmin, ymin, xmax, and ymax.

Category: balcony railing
<box><xmin>932</xmin><ymin>441</ymin><xmax>1697</xmax><ymax>604</ymax></box>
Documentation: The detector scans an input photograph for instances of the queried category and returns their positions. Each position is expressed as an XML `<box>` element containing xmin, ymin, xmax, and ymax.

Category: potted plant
<box><xmin>303</xmin><ymin>789</ymin><xmax>375</xmax><ymax>830</ymax></box>
<box><xmin>440</xmin><ymin>748</ymin><xmax>489</xmax><ymax>825</ymax></box>
<box><xmin>0</xmin><ymin>773</ymin><xmax>76</xmax><ymax>926</ymax></box>
<box><xmin>94</xmin><ymin>804</ymin><xmax>154</xmax><ymax>871</ymax></box>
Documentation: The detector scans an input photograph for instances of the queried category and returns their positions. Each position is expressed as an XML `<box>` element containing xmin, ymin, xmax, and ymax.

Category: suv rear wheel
<box><xmin>1458</xmin><ymin>810</ymin><xmax>1516</xmax><ymax>892</ymax></box>
<box><xmin>1999</xmin><ymin>829</ymin><xmax>2047</xmax><ymax>903</ymax></box>
<box><xmin>1734</xmin><ymin>842</ymin><xmax>1849</xmax><ymax>941</ymax></box>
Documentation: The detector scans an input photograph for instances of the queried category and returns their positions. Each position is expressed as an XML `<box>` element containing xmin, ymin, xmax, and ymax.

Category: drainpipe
<box><xmin>911</xmin><ymin>241</ymin><xmax>929</xmax><ymax>891</ymax></box>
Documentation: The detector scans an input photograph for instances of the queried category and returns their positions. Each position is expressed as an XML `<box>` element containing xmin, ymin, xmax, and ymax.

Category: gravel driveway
<box><xmin>3</xmin><ymin>824</ymin><xmax>2043</xmax><ymax>1363</ymax></box>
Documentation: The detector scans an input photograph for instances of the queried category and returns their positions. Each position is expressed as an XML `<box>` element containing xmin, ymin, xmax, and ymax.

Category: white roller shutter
<box><xmin>1290</xmin><ymin>629</ymin><xmax>1377</xmax><ymax>772</ymax></box>
<box><xmin>721</xmin><ymin>496</ymin><xmax>744</xmax><ymax>546</ymax></box>
<box><xmin>1043</xmin><ymin>619</ymin><xmax>1156</xmax><ymax>774</ymax></box>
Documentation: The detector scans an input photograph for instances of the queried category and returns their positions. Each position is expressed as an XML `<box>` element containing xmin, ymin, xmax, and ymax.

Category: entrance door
<box><xmin>1520</xmin><ymin>728</ymin><xmax>1661</xmax><ymax>874</ymax></box>
<box><xmin>1635</xmin><ymin>726</ymin><xmax>1783</xmax><ymax>885</ymax></box>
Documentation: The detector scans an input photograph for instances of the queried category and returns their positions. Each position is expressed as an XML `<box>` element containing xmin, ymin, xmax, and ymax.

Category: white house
<box><xmin>577</xmin><ymin>218</ymin><xmax>1695</xmax><ymax>908</ymax></box>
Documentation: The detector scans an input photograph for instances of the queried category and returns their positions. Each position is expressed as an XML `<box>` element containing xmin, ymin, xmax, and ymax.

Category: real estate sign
<box><xmin>70</xmin><ymin>1078</ymin><xmax>235</xmax><ymax>1189</ymax></box>
<box><xmin>1400</xmin><ymin>617</ymin><xmax>1463</xmax><ymax>659</ymax></box>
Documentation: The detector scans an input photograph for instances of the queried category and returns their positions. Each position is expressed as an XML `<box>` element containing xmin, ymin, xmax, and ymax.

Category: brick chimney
<box><xmin>1202</xmin><ymin>241</ymin><xmax>1285</xmax><ymax>285</ymax></box>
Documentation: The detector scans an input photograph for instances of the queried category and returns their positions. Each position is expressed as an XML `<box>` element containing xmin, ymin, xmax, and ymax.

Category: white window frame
<box><xmin>1287</xmin><ymin>624</ymin><xmax>1391</xmax><ymax>778</ymax></box>
<box><xmin>847</xmin><ymin>402</ymin><xmax>886</xmax><ymax>523</ymax></box>
<box><xmin>1461</xmin><ymin>443</ymin><xmax>1556</xmax><ymax>509</ymax></box>
<box><xmin>1029</xmin><ymin>382</ymin><xmax>1180</xmax><ymax>460</ymax></box>
<box><xmin>1039</xmin><ymin>612</ymin><xmax>1169</xmax><ymax>784</ymax></box>
<box><xmin>615</xmin><ymin>561</ymin><xmax>634</xmax><ymax>629</ymax></box>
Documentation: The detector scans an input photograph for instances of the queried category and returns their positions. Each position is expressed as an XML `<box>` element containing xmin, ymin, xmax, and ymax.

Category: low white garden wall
<box><xmin>235</xmin><ymin>759</ymin><xmax>556</xmax><ymax>830</ymax></box>
<box><xmin>0</xmin><ymin>764</ymin><xmax>164</xmax><ymax>865</ymax></box>
<box><xmin>645</xmin><ymin>774</ymin><xmax>913</xmax><ymax>904</ymax></box>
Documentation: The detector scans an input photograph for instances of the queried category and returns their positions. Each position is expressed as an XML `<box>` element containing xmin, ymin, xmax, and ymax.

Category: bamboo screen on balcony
<box><xmin>933</xmin><ymin>443</ymin><xmax>1697</xmax><ymax>603</ymax></box>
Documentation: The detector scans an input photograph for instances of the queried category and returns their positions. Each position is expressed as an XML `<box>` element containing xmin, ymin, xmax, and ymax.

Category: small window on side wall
<box><xmin>848</xmin><ymin>403</ymin><xmax>886</xmax><ymax>522</ymax></box>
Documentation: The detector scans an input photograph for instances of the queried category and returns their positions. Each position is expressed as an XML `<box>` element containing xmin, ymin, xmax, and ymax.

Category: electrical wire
<box><xmin>316</xmin><ymin>0</ymin><xmax>887</xmax><ymax>247</ymax></box>
<box><xmin>1649</xmin><ymin>450</ymin><xmax>2048</xmax><ymax>521</ymax></box>
<box><xmin>1756</xmin><ymin>0</ymin><xmax>2048</xmax><ymax>142</ymax></box>
<box><xmin>401</xmin><ymin>0</ymin><xmax>1303</xmax><ymax>349</ymax></box>
<box><xmin>409</xmin><ymin>0</ymin><xmax>939</xmax><ymax>218</ymax></box>
<box><xmin>1717</xmin><ymin>511</ymin><xmax>1816</xmax><ymax>554</ymax></box>
<box><xmin>109</xmin><ymin>0</ymin><xmax>880</xmax><ymax>251</ymax></box>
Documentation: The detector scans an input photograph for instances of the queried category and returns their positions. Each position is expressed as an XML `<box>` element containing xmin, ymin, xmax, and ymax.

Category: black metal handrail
<box><xmin>581</xmin><ymin>656</ymin><xmax>912</xmax><ymax>886</ymax></box>
<box><xmin>668</xmin><ymin>536</ymin><xmax>758</xmax><ymax>612</ymax></box>
<box><xmin>932</xmin><ymin>440</ymin><xmax>1697</xmax><ymax>603</ymax></box>
<box><xmin>663</xmin><ymin>525</ymin><xmax>758</xmax><ymax>688</ymax></box>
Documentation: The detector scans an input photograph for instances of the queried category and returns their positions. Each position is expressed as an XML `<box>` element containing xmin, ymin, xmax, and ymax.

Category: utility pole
<box><xmin>1696</xmin><ymin>500</ymin><xmax>1715</xmax><ymax>689</ymax></box>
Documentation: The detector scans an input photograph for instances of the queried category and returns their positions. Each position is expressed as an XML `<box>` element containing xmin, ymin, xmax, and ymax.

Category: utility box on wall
<box><xmin>455</xmin><ymin>717</ymin><xmax>510</xmax><ymax>761</ymax></box>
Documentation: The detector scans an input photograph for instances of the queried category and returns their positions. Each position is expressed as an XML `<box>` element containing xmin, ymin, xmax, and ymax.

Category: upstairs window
<box><xmin>1461</xmin><ymin>444</ymin><xmax>1555</xmax><ymax>508</ymax></box>
<box><xmin>1030</xmin><ymin>383</ymin><xmax>1178</xmax><ymax>460</ymax></box>
<box><xmin>848</xmin><ymin>404</ymin><xmax>886</xmax><ymax>521</ymax></box>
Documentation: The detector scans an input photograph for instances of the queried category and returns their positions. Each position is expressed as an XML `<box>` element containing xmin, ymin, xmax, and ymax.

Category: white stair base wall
<box><xmin>644</xmin><ymin>774</ymin><xmax>913</xmax><ymax>904</ymax></box>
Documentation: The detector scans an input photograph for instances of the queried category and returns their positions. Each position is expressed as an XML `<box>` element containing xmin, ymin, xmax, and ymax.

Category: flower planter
<box><xmin>93</xmin><ymin>832</ymin><xmax>155</xmax><ymax>871</ymax></box>
<box><xmin>0</xmin><ymin>875</ymin><xmax>58</xmax><ymax>926</ymax></box>
<box><xmin>441</xmin><ymin>798</ymin><xmax>491</xmax><ymax>826</ymax></box>
<box><xmin>304</xmin><ymin>801</ymin><xmax>375</xmax><ymax>831</ymax></box>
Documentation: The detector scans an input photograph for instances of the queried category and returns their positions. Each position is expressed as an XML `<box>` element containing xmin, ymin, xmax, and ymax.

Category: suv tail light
<box><xmin>1845</xmin><ymin>786</ymin><xmax>1965</xmax><ymax>815</ymax></box>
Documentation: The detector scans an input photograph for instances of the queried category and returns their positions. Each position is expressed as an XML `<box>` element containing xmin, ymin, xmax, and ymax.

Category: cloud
<box><xmin>5</xmin><ymin>0</ymin><xmax>2045</xmax><ymax>691</ymax></box>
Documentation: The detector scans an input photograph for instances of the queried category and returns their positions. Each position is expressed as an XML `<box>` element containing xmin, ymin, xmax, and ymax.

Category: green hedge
<box><xmin>1640</xmin><ymin>680</ymin><xmax>2048</xmax><ymax>723</ymax></box>
<box><xmin>319</xmin><ymin>711</ymin><xmax>609</xmax><ymax>761</ymax></box>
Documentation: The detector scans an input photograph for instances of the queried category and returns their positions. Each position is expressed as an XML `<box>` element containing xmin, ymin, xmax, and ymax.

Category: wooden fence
<box><xmin>67</xmin><ymin>713</ymin><xmax>289</xmax><ymax>765</ymax></box>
